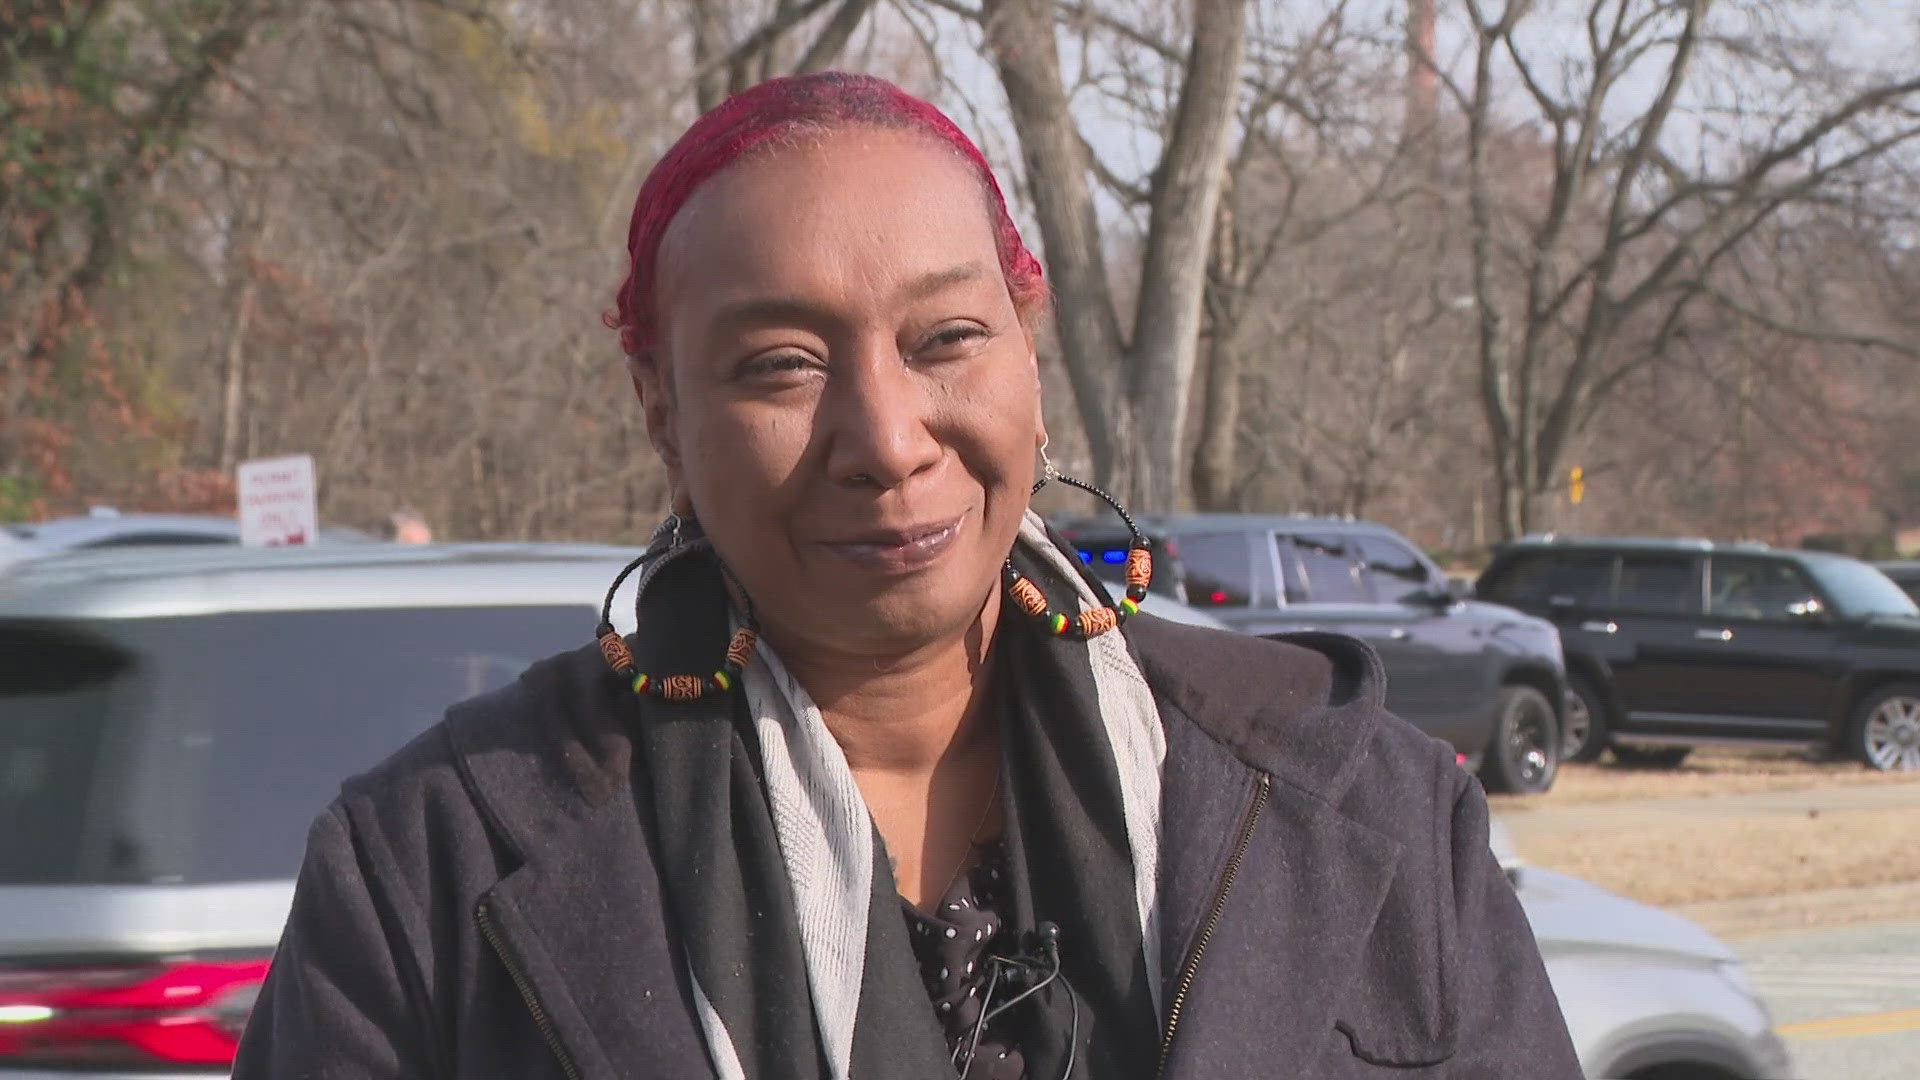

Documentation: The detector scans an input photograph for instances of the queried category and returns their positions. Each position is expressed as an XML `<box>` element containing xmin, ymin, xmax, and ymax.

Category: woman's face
<box><xmin>639</xmin><ymin>127</ymin><xmax>1044</xmax><ymax>659</ymax></box>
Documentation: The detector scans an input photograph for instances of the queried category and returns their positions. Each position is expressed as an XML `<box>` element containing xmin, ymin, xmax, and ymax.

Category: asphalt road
<box><xmin>1733</xmin><ymin>918</ymin><xmax>1920</xmax><ymax>1080</ymax></box>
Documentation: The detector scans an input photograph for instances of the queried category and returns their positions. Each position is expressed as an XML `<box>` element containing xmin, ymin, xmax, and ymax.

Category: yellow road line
<box><xmin>1777</xmin><ymin>1008</ymin><xmax>1920</xmax><ymax>1041</ymax></box>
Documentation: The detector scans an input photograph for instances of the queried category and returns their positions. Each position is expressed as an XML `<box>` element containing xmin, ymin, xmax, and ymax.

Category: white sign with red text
<box><xmin>237</xmin><ymin>454</ymin><xmax>318</xmax><ymax>547</ymax></box>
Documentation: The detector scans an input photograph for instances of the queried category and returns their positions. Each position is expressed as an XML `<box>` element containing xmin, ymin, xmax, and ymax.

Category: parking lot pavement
<box><xmin>1734</xmin><ymin>918</ymin><xmax>1920</xmax><ymax>1080</ymax></box>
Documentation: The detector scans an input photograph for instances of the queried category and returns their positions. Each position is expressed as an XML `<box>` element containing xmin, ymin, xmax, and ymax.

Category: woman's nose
<box><xmin>821</xmin><ymin>343</ymin><xmax>942</xmax><ymax>491</ymax></box>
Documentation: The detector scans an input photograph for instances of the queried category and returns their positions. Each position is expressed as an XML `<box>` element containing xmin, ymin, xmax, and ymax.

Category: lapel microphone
<box><xmin>953</xmin><ymin>922</ymin><xmax>1080</xmax><ymax>1079</ymax></box>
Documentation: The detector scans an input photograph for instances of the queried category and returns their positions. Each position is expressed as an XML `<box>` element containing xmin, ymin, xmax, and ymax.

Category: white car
<box><xmin>1491</xmin><ymin>822</ymin><xmax>1792</xmax><ymax>1078</ymax></box>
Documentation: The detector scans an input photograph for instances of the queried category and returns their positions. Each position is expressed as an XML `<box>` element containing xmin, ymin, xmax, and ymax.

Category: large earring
<box><xmin>1004</xmin><ymin>469</ymin><xmax>1152</xmax><ymax>640</ymax></box>
<box><xmin>594</xmin><ymin>514</ymin><xmax>760</xmax><ymax>702</ymax></box>
<box><xmin>1037</xmin><ymin>439</ymin><xmax>1060</xmax><ymax>488</ymax></box>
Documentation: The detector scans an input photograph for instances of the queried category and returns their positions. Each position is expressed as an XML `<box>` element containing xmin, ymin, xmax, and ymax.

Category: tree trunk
<box><xmin>1465</xmin><ymin>12</ymin><xmax>1524</xmax><ymax>541</ymax></box>
<box><xmin>690</xmin><ymin>0</ymin><xmax>730</xmax><ymax>113</ymax></box>
<box><xmin>981</xmin><ymin>0</ymin><xmax>1128</xmax><ymax>491</ymax></box>
<box><xmin>1125</xmin><ymin>0</ymin><xmax>1250</xmax><ymax>513</ymax></box>
<box><xmin>795</xmin><ymin>0</ymin><xmax>878</xmax><ymax>73</ymax></box>
<box><xmin>1190</xmin><ymin>325</ymin><xmax>1247</xmax><ymax>510</ymax></box>
<box><xmin>218</xmin><ymin>277</ymin><xmax>256</xmax><ymax>472</ymax></box>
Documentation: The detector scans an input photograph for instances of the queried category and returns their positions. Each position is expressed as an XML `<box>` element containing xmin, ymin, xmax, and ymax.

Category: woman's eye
<box><xmin>918</xmin><ymin>324</ymin><xmax>990</xmax><ymax>357</ymax></box>
<box><xmin>740</xmin><ymin>353</ymin><xmax>820</xmax><ymax>379</ymax></box>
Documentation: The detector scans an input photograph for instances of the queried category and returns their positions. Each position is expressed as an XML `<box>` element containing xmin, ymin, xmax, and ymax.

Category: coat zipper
<box><xmin>477</xmin><ymin>898</ymin><xmax>585</xmax><ymax>1080</ymax></box>
<box><xmin>1155</xmin><ymin>772</ymin><xmax>1270</xmax><ymax>1079</ymax></box>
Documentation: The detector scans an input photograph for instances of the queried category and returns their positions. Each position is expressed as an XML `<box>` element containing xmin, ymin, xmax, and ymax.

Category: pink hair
<box><xmin>606</xmin><ymin>72</ymin><xmax>1046</xmax><ymax>359</ymax></box>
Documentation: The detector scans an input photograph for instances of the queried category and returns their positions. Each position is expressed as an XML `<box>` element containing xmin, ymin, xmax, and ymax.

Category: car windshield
<box><xmin>0</xmin><ymin>605</ymin><xmax>587</xmax><ymax>885</ymax></box>
<box><xmin>1805</xmin><ymin>558</ymin><xmax>1920</xmax><ymax>619</ymax></box>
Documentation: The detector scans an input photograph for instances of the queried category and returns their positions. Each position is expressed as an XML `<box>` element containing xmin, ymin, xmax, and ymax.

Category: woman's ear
<box><xmin>1032</xmin><ymin>356</ymin><xmax>1048</xmax><ymax>446</ymax></box>
<box><xmin>628</xmin><ymin>354</ymin><xmax>684</xmax><ymax>486</ymax></box>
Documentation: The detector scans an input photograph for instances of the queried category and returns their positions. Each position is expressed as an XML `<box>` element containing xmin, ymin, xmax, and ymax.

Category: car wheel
<box><xmin>1478</xmin><ymin>684</ymin><xmax>1560</xmax><ymax>795</ymax></box>
<box><xmin>1850</xmin><ymin>683</ymin><xmax>1920</xmax><ymax>772</ymax></box>
<box><xmin>1610</xmin><ymin>745</ymin><xmax>1691</xmax><ymax>769</ymax></box>
<box><xmin>1562</xmin><ymin>673</ymin><xmax>1610</xmax><ymax>764</ymax></box>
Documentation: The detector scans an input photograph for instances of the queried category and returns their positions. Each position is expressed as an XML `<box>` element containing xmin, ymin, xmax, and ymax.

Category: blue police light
<box><xmin>1101</xmin><ymin>549</ymin><xmax>1127</xmax><ymax>564</ymax></box>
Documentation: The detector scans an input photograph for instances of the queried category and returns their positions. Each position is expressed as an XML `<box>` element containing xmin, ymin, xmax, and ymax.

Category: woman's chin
<box><xmin>791</xmin><ymin>569</ymin><xmax>998</xmax><ymax>657</ymax></box>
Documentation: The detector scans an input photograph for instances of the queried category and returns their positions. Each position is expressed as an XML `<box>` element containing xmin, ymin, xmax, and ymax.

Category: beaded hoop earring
<box><xmin>594</xmin><ymin>516</ymin><xmax>760</xmax><ymax>702</ymax></box>
<box><xmin>1005</xmin><ymin>469</ymin><xmax>1152</xmax><ymax>641</ymax></box>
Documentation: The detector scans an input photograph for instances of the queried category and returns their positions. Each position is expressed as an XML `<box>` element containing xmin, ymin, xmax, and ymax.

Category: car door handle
<box><xmin>1695</xmin><ymin>628</ymin><xmax>1734</xmax><ymax>642</ymax></box>
<box><xmin>1580</xmin><ymin>621</ymin><xmax>1619</xmax><ymax>634</ymax></box>
<box><xmin>1386</xmin><ymin>628</ymin><xmax>1411</xmax><ymax>641</ymax></box>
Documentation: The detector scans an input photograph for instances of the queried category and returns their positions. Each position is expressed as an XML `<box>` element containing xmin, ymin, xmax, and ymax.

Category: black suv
<box><xmin>1479</xmin><ymin>538</ymin><xmax>1920</xmax><ymax>771</ymax></box>
<box><xmin>1057</xmin><ymin>514</ymin><xmax>1568</xmax><ymax>795</ymax></box>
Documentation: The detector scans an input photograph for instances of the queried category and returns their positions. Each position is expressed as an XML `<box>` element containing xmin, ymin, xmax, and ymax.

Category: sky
<box><xmin>898</xmin><ymin>0</ymin><xmax>1920</xmax><ymax>229</ymax></box>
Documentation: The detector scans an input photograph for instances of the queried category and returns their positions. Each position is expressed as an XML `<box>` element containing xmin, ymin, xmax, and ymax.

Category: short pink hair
<box><xmin>607</xmin><ymin>72</ymin><xmax>1046</xmax><ymax>359</ymax></box>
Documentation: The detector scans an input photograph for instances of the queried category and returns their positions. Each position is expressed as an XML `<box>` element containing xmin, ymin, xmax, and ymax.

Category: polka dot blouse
<box><xmin>901</xmin><ymin>842</ymin><xmax>1026</xmax><ymax>1079</ymax></box>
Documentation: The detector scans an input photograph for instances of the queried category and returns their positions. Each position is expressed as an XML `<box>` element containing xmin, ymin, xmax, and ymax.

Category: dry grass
<box><xmin>1492</xmin><ymin>751</ymin><xmax>1920</xmax><ymax>908</ymax></box>
<box><xmin>1521</xmin><ymin>810</ymin><xmax>1920</xmax><ymax>907</ymax></box>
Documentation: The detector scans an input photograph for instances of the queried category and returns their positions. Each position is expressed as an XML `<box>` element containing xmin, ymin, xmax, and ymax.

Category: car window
<box><xmin>1896</xmin><ymin>576</ymin><xmax>1920</xmax><ymax>606</ymax></box>
<box><xmin>1479</xmin><ymin>551</ymin><xmax>1614</xmax><ymax>607</ymax></box>
<box><xmin>1614</xmin><ymin>554</ymin><xmax>1700</xmax><ymax>614</ymax></box>
<box><xmin>0</xmin><ymin>628</ymin><xmax>130</xmax><ymax>888</ymax></box>
<box><xmin>0</xmin><ymin>605</ymin><xmax>590</xmax><ymax>885</ymax></box>
<box><xmin>1708</xmin><ymin>557</ymin><xmax>1824</xmax><ymax>621</ymax></box>
<box><xmin>1355</xmin><ymin>536</ymin><xmax>1432</xmax><ymax>603</ymax></box>
<box><xmin>1806</xmin><ymin>559</ymin><xmax>1920</xmax><ymax>619</ymax></box>
<box><xmin>1171</xmin><ymin>532</ymin><xmax>1254</xmax><ymax>607</ymax></box>
<box><xmin>1282</xmin><ymin>533</ymin><xmax>1366</xmax><ymax>603</ymax></box>
<box><xmin>86</xmin><ymin>533</ymin><xmax>233</xmax><ymax>548</ymax></box>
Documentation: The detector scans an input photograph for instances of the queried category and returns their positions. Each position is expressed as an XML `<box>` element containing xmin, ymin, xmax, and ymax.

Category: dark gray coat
<box><xmin>233</xmin><ymin>616</ymin><xmax>1583</xmax><ymax>1078</ymax></box>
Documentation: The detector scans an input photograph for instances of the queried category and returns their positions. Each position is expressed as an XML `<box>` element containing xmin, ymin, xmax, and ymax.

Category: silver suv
<box><xmin>0</xmin><ymin>542</ymin><xmax>1228</xmax><ymax>1076</ymax></box>
<box><xmin>0</xmin><ymin>544</ymin><xmax>635</xmax><ymax>1075</ymax></box>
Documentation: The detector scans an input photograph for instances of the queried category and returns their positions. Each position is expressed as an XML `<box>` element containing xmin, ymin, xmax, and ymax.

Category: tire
<box><xmin>1478</xmin><ymin>684</ymin><xmax>1561</xmax><ymax>795</ymax></box>
<box><xmin>1562</xmin><ymin>673</ymin><xmax>1611</xmax><ymax>764</ymax></box>
<box><xmin>1849</xmin><ymin>683</ymin><xmax>1920</xmax><ymax>772</ymax></box>
<box><xmin>1610</xmin><ymin>745</ymin><xmax>1692</xmax><ymax>769</ymax></box>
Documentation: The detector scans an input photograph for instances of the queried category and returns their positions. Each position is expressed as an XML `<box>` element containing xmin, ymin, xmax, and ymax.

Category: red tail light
<box><xmin>0</xmin><ymin>957</ymin><xmax>270</xmax><ymax>1068</ymax></box>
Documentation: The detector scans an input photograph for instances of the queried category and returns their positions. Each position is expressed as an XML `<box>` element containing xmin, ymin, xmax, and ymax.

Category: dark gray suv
<box><xmin>1057</xmin><ymin>514</ymin><xmax>1568</xmax><ymax>795</ymax></box>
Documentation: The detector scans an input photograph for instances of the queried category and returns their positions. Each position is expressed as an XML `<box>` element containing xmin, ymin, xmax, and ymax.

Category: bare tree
<box><xmin>0</xmin><ymin>0</ymin><xmax>283</xmax><ymax>514</ymax></box>
<box><xmin>1431</xmin><ymin>0</ymin><xmax>1920</xmax><ymax>538</ymax></box>
<box><xmin>954</xmin><ymin>0</ymin><xmax>1250</xmax><ymax>511</ymax></box>
<box><xmin>684</xmin><ymin>0</ymin><xmax>885</xmax><ymax>113</ymax></box>
<box><xmin>1191</xmin><ymin>0</ymin><xmax>1411</xmax><ymax>510</ymax></box>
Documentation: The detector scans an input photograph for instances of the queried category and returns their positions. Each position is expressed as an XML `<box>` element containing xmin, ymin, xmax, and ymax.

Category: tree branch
<box><xmin>795</xmin><ymin>0</ymin><xmax>881</xmax><ymax>73</ymax></box>
<box><xmin>1707</xmin><ymin>288</ymin><xmax>1920</xmax><ymax>363</ymax></box>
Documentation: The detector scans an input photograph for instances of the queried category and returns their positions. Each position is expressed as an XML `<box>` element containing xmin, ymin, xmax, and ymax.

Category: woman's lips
<box><xmin>820</xmin><ymin>517</ymin><xmax>965</xmax><ymax>574</ymax></box>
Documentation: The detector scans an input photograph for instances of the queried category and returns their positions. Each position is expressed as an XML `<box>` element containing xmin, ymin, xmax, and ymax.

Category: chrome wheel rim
<box><xmin>1864</xmin><ymin>696</ymin><xmax>1920</xmax><ymax>772</ymax></box>
<box><xmin>1563</xmin><ymin>692</ymin><xmax>1593</xmax><ymax>759</ymax></box>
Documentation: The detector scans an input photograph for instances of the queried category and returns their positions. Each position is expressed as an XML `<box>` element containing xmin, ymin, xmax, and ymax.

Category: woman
<box><xmin>235</xmin><ymin>73</ymin><xmax>1580</xmax><ymax>1079</ymax></box>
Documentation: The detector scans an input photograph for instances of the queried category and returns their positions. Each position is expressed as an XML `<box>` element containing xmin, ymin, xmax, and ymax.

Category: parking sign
<box><xmin>237</xmin><ymin>454</ymin><xmax>319</xmax><ymax>547</ymax></box>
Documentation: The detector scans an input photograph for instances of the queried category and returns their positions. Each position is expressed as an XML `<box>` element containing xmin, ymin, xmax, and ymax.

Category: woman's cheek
<box><xmin>696</xmin><ymin>407</ymin><xmax>809</xmax><ymax>501</ymax></box>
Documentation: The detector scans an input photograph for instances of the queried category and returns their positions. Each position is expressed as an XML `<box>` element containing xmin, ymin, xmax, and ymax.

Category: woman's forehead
<box><xmin>656</xmin><ymin>128</ymin><xmax>1005</xmax><ymax>328</ymax></box>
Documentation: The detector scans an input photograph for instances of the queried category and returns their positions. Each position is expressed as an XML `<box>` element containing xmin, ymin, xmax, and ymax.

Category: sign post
<box><xmin>237</xmin><ymin>454</ymin><xmax>319</xmax><ymax>547</ymax></box>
